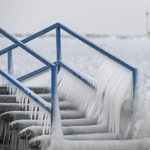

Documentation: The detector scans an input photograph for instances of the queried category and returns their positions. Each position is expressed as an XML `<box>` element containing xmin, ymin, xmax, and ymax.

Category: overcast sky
<box><xmin>0</xmin><ymin>0</ymin><xmax>150</xmax><ymax>35</ymax></box>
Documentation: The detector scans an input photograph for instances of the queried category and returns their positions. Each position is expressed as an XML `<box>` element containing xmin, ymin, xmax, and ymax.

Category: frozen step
<box><xmin>60</xmin><ymin>110</ymin><xmax>85</xmax><ymax>119</ymax></box>
<box><xmin>38</xmin><ymin>93</ymin><xmax>51</xmax><ymax>102</ymax></box>
<box><xmin>0</xmin><ymin>95</ymin><xmax>16</xmax><ymax>103</ymax></box>
<box><xmin>27</xmin><ymin>86</ymin><xmax>51</xmax><ymax>94</ymax></box>
<box><xmin>0</xmin><ymin>86</ymin><xmax>9</xmax><ymax>94</ymax></box>
<box><xmin>38</xmin><ymin>93</ymin><xmax>65</xmax><ymax>102</ymax></box>
<box><xmin>48</xmin><ymin>138</ymin><xmax>150</xmax><ymax>150</ymax></box>
<box><xmin>10</xmin><ymin>117</ymin><xmax>97</xmax><ymax>130</ymax></box>
<box><xmin>62</xmin><ymin>117</ymin><xmax>97</xmax><ymax>126</ymax></box>
<box><xmin>0</xmin><ymin>111</ymin><xmax>30</xmax><ymax>121</ymax></box>
<box><xmin>0</xmin><ymin>86</ymin><xmax>50</xmax><ymax>94</ymax></box>
<box><xmin>59</xmin><ymin>101</ymin><xmax>77</xmax><ymax>110</ymax></box>
<box><xmin>62</xmin><ymin>123</ymin><xmax>108</xmax><ymax>135</ymax></box>
<box><xmin>19</xmin><ymin>123</ymin><xmax>108</xmax><ymax>140</ymax></box>
<box><xmin>64</xmin><ymin>133</ymin><xmax>122</xmax><ymax>141</ymax></box>
<box><xmin>0</xmin><ymin>109</ymin><xmax>84</xmax><ymax>122</ymax></box>
<box><xmin>9</xmin><ymin>120</ymin><xmax>45</xmax><ymax>130</ymax></box>
<box><xmin>0</xmin><ymin>93</ymin><xmax>51</xmax><ymax>103</ymax></box>
<box><xmin>0</xmin><ymin>103</ymin><xmax>26</xmax><ymax>112</ymax></box>
<box><xmin>19</xmin><ymin>126</ymin><xmax>50</xmax><ymax>140</ymax></box>
<box><xmin>29</xmin><ymin>135</ymin><xmax>50</xmax><ymax>149</ymax></box>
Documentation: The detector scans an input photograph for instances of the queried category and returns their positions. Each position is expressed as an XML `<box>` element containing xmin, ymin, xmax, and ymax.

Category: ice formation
<box><xmin>7</xmin><ymin>81</ymin><xmax>51</xmax><ymax>134</ymax></box>
<box><xmin>21</xmin><ymin>69</ymin><xmax>51</xmax><ymax>87</ymax></box>
<box><xmin>58</xmin><ymin>54</ymin><xmax>132</xmax><ymax>136</ymax></box>
<box><xmin>131</xmin><ymin>71</ymin><xmax>150</xmax><ymax>139</ymax></box>
<box><xmin>0</xmin><ymin>74</ymin><xmax>51</xmax><ymax>150</ymax></box>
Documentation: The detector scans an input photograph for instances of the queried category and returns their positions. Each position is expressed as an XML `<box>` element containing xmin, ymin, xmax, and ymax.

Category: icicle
<box><xmin>58</xmin><ymin>53</ymin><xmax>132</xmax><ymax>135</ymax></box>
<box><xmin>1</xmin><ymin>76</ymin><xmax>51</xmax><ymax>139</ymax></box>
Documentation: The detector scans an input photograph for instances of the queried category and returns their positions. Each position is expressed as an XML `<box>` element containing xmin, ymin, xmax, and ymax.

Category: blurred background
<box><xmin>0</xmin><ymin>0</ymin><xmax>150</xmax><ymax>36</ymax></box>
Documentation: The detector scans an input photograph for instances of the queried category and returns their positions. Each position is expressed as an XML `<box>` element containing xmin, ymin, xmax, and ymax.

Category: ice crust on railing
<box><xmin>58</xmin><ymin>68</ymin><xmax>96</xmax><ymax>118</ymax></box>
<box><xmin>58</xmin><ymin>54</ymin><xmax>132</xmax><ymax>136</ymax></box>
<box><xmin>95</xmin><ymin>56</ymin><xmax>132</xmax><ymax>134</ymax></box>
<box><xmin>131</xmin><ymin>71</ymin><xmax>150</xmax><ymax>139</ymax></box>
<box><xmin>7</xmin><ymin>81</ymin><xmax>51</xmax><ymax>135</ymax></box>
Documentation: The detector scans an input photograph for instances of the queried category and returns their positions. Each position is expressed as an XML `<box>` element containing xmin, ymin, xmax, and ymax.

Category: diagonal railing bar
<box><xmin>0</xmin><ymin>23</ymin><xmax>57</xmax><ymax>56</ymax></box>
<box><xmin>17</xmin><ymin>66</ymin><xmax>49</xmax><ymax>81</ymax></box>
<box><xmin>0</xmin><ymin>27</ymin><xmax>58</xmax><ymax>119</ymax></box>
<box><xmin>0</xmin><ymin>28</ymin><xmax>55</xmax><ymax>68</ymax></box>
<box><xmin>57</xmin><ymin>23</ymin><xmax>136</xmax><ymax>72</ymax></box>
<box><xmin>59</xmin><ymin>60</ymin><xmax>96</xmax><ymax>90</ymax></box>
<box><xmin>0</xmin><ymin>23</ymin><xmax>137</xmax><ymax>99</ymax></box>
<box><xmin>0</xmin><ymin>68</ymin><xmax>50</xmax><ymax>112</ymax></box>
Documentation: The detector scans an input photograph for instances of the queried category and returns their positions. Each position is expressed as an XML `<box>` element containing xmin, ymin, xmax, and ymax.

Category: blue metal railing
<box><xmin>0</xmin><ymin>23</ymin><xmax>137</xmax><ymax>112</ymax></box>
<box><xmin>0</xmin><ymin>23</ymin><xmax>137</xmax><ymax>95</ymax></box>
<box><xmin>0</xmin><ymin>27</ymin><xmax>57</xmax><ymax>115</ymax></box>
<box><xmin>56</xmin><ymin>23</ymin><xmax>137</xmax><ymax>97</ymax></box>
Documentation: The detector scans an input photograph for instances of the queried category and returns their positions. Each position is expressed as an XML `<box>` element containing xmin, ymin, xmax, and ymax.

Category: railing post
<box><xmin>56</xmin><ymin>26</ymin><xmax>61</xmax><ymax>73</ymax></box>
<box><xmin>8</xmin><ymin>49</ymin><xmax>13</xmax><ymax>76</ymax></box>
<box><xmin>51</xmin><ymin>65</ymin><xmax>57</xmax><ymax>123</ymax></box>
<box><xmin>133</xmin><ymin>69</ymin><xmax>137</xmax><ymax>100</ymax></box>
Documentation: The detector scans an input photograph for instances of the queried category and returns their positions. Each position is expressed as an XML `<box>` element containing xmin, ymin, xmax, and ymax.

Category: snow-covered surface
<box><xmin>19</xmin><ymin>125</ymin><xmax>50</xmax><ymax>138</ymax></box>
<box><xmin>29</xmin><ymin>135</ymin><xmax>51</xmax><ymax>150</ymax></box>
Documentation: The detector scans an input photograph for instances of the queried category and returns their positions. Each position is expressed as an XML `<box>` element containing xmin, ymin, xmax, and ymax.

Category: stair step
<box><xmin>62</xmin><ymin>123</ymin><xmax>108</xmax><ymax>135</ymax></box>
<box><xmin>19</xmin><ymin>123</ymin><xmax>108</xmax><ymax>140</ymax></box>
<box><xmin>0</xmin><ymin>86</ymin><xmax>50</xmax><ymax>94</ymax></box>
<box><xmin>29</xmin><ymin>135</ymin><xmax>50</xmax><ymax>149</ymax></box>
<box><xmin>0</xmin><ymin>93</ymin><xmax>65</xmax><ymax>104</ymax></box>
<box><xmin>9</xmin><ymin>120</ymin><xmax>43</xmax><ymax>130</ymax></box>
<box><xmin>60</xmin><ymin>110</ymin><xmax>85</xmax><ymax>119</ymax></box>
<box><xmin>59</xmin><ymin>101</ymin><xmax>77</xmax><ymax>110</ymax></box>
<box><xmin>19</xmin><ymin>126</ymin><xmax>49</xmax><ymax>140</ymax></box>
<box><xmin>0</xmin><ymin>95</ymin><xmax>16</xmax><ymax>103</ymax></box>
<box><xmin>0</xmin><ymin>109</ymin><xmax>84</xmax><ymax>122</ymax></box>
<box><xmin>38</xmin><ymin>93</ymin><xmax>51</xmax><ymax>102</ymax></box>
<box><xmin>64</xmin><ymin>133</ymin><xmax>122</xmax><ymax>141</ymax></box>
<box><xmin>62</xmin><ymin>118</ymin><xmax>97</xmax><ymax>126</ymax></box>
<box><xmin>0</xmin><ymin>103</ymin><xmax>26</xmax><ymax>112</ymax></box>
<box><xmin>0</xmin><ymin>111</ymin><xmax>30</xmax><ymax>121</ymax></box>
<box><xmin>27</xmin><ymin>86</ymin><xmax>51</xmax><ymax>94</ymax></box>
<box><xmin>0</xmin><ymin>86</ymin><xmax>9</xmax><ymax>94</ymax></box>
<box><xmin>0</xmin><ymin>93</ymin><xmax>51</xmax><ymax>103</ymax></box>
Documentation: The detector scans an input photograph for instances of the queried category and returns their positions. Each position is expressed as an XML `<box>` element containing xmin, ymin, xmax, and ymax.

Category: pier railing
<box><xmin>0</xmin><ymin>23</ymin><xmax>137</xmax><ymax>97</ymax></box>
<box><xmin>0</xmin><ymin>23</ymin><xmax>137</xmax><ymax>119</ymax></box>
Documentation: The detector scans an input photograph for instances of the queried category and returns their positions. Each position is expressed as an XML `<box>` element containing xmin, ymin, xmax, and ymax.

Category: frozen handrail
<box><xmin>0</xmin><ymin>23</ymin><xmax>137</xmax><ymax>97</ymax></box>
<box><xmin>0</xmin><ymin>27</ymin><xmax>57</xmax><ymax>115</ymax></box>
<box><xmin>0</xmin><ymin>68</ymin><xmax>50</xmax><ymax>112</ymax></box>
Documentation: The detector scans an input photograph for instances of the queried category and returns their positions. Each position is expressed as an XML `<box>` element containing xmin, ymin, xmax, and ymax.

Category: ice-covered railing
<box><xmin>0</xmin><ymin>27</ymin><xmax>58</xmax><ymax>128</ymax></box>
<box><xmin>0</xmin><ymin>23</ymin><xmax>137</xmax><ymax>136</ymax></box>
<box><xmin>0</xmin><ymin>23</ymin><xmax>137</xmax><ymax>95</ymax></box>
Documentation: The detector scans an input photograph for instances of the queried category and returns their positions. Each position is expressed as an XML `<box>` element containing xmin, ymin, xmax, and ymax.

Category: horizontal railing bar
<box><xmin>58</xmin><ymin>60</ymin><xmax>96</xmax><ymax>90</ymax></box>
<box><xmin>0</xmin><ymin>23</ymin><xmax>57</xmax><ymax>56</ymax></box>
<box><xmin>0</xmin><ymin>28</ymin><xmax>55</xmax><ymax>68</ymax></box>
<box><xmin>0</xmin><ymin>68</ymin><xmax>50</xmax><ymax>112</ymax></box>
<box><xmin>57</xmin><ymin>23</ymin><xmax>136</xmax><ymax>72</ymax></box>
<box><xmin>17</xmin><ymin>66</ymin><xmax>49</xmax><ymax>81</ymax></box>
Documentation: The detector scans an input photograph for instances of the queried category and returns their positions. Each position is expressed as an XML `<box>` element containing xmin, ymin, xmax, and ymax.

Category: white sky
<box><xmin>0</xmin><ymin>0</ymin><xmax>150</xmax><ymax>35</ymax></box>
